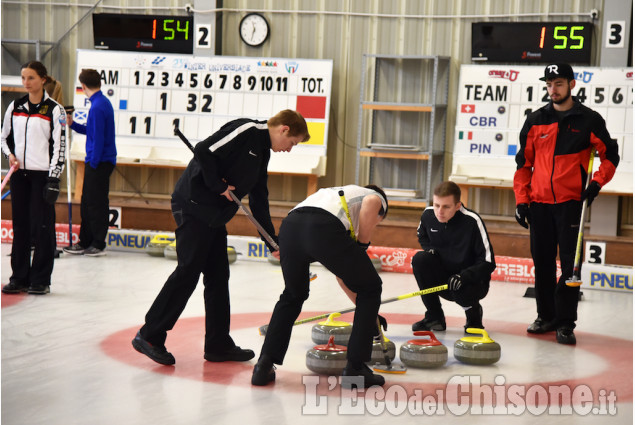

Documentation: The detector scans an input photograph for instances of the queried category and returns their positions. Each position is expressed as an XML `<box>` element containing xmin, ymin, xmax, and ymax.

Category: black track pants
<box><xmin>140</xmin><ymin>201</ymin><xmax>234</xmax><ymax>353</ymax></box>
<box><xmin>9</xmin><ymin>170</ymin><xmax>56</xmax><ymax>286</ymax></box>
<box><xmin>411</xmin><ymin>250</ymin><xmax>489</xmax><ymax>321</ymax></box>
<box><xmin>79</xmin><ymin>162</ymin><xmax>114</xmax><ymax>250</ymax></box>
<box><xmin>261</xmin><ymin>208</ymin><xmax>382</xmax><ymax>364</ymax></box>
<box><xmin>529</xmin><ymin>201</ymin><xmax>582</xmax><ymax>329</ymax></box>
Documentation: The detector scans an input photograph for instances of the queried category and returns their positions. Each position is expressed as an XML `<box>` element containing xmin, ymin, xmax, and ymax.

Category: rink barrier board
<box><xmin>1</xmin><ymin>220</ymin><xmax>630</xmax><ymax>292</ymax></box>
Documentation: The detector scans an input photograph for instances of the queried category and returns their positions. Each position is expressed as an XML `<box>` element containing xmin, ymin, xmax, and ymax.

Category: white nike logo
<box><xmin>249</xmin><ymin>150</ymin><xmax>257</xmax><ymax>157</ymax></box>
<box><xmin>431</xmin><ymin>228</ymin><xmax>439</xmax><ymax>232</ymax></box>
<box><xmin>540</xmin><ymin>134</ymin><xmax>549</xmax><ymax>138</ymax></box>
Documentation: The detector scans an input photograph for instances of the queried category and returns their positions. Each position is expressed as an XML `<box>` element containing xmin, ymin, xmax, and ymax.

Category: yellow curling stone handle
<box><xmin>460</xmin><ymin>328</ymin><xmax>496</xmax><ymax>344</ymax></box>
<box><xmin>318</xmin><ymin>312</ymin><xmax>351</xmax><ymax>327</ymax></box>
<box><xmin>150</xmin><ymin>234</ymin><xmax>174</xmax><ymax>244</ymax></box>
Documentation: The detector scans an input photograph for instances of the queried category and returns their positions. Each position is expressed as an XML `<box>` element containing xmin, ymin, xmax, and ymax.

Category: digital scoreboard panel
<box><xmin>472</xmin><ymin>22</ymin><xmax>593</xmax><ymax>64</ymax></box>
<box><xmin>451</xmin><ymin>65</ymin><xmax>632</xmax><ymax>194</ymax></box>
<box><xmin>93</xmin><ymin>13</ymin><xmax>193</xmax><ymax>54</ymax></box>
<box><xmin>72</xmin><ymin>50</ymin><xmax>332</xmax><ymax>167</ymax></box>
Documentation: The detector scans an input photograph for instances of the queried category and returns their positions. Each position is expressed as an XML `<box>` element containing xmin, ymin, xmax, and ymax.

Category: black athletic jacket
<box><xmin>172</xmin><ymin>118</ymin><xmax>277</xmax><ymax>248</ymax></box>
<box><xmin>417</xmin><ymin>205</ymin><xmax>496</xmax><ymax>285</ymax></box>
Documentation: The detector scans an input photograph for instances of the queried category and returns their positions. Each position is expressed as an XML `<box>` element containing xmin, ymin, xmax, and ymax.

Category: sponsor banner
<box><xmin>581</xmin><ymin>262</ymin><xmax>633</xmax><ymax>292</ymax></box>
<box><xmin>1</xmin><ymin>220</ymin><xmax>81</xmax><ymax>247</ymax></box>
<box><xmin>491</xmin><ymin>256</ymin><xmax>550</xmax><ymax>284</ymax></box>
<box><xmin>106</xmin><ymin>228</ymin><xmax>158</xmax><ymax>252</ymax></box>
<box><xmin>2</xmin><ymin>220</ymin><xmax>631</xmax><ymax>293</ymax></box>
<box><xmin>367</xmin><ymin>246</ymin><xmax>420</xmax><ymax>274</ymax></box>
<box><xmin>226</xmin><ymin>235</ymin><xmax>274</xmax><ymax>262</ymax></box>
<box><xmin>367</xmin><ymin>247</ymin><xmax>563</xmax><ymax>285</ymax></box>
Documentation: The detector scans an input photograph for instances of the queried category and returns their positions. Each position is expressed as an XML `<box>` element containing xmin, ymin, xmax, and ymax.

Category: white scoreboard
<box><xmin>71</xmin><ymin>49</ymin><xmax>332</xmax><ymax>172</ymax></box>
<box><xmin>451</xmin><ymin>65</ymin><xmax>633</xmax><ymax>194</ymax></box>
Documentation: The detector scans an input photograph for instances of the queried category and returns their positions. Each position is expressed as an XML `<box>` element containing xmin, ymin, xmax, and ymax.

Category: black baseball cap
<box><xmin>540</xmin><ymin>63</ymin><xmax>575</xmax><ymax>81</ymax></box>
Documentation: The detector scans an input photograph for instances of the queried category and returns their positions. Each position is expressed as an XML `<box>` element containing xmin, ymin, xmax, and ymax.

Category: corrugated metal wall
<box><xmin>1</xmin><ymin>0</ymin><xmax>610</xmax><ymax>205</ymax></box>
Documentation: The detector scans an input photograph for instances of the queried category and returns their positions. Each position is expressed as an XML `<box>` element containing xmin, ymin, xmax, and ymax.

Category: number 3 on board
<box><xmin>605</xmin><ymin>21</ymin><xmax>625</xmax><ymax>48</ymax></box>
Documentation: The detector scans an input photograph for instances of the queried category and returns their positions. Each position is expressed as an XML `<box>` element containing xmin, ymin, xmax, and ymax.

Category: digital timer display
<box><xmin>472</xmin><ymin>22</ymin><xmax>593</xmax><ymax>64</ymax></box>
<box><xmin>93</xmin><ymin>13</ymin><xmax>193</xmax><ymax>54</ymax></box>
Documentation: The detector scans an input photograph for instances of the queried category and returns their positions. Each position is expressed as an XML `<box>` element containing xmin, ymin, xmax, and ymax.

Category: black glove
<box><xmin>448</xmin><ymin>274</ymin><xmax>462</xmax><ymax>291</ymax></box>
<box><xmin>357</xmin><ymin>240</ymin><xmax>370</xmax><ymax>251</ymax></box>
<box><xmin>377</xmin><ymin>314</ymin><xmax>388</xmax><ymax>332</ymax></box>
<box><xmin>43</xmin><ymin>177</ymin><xmax>60</xmax><ymax>205</ymax></box>
<box><xmin>515</xmin><ymin>203</ymin><xmax>531</xmax><ymax>229</ymax></box>
<box><xmin>581</xmin><ymin>181</ymin><xmax>601</xmax><ymax>207</ymax></box>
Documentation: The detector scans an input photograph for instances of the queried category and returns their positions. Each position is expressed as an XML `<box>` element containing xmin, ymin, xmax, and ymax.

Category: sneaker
<box><xmin>84</xmin><ymin>246</ymin><xmax>106</xmax><ymax>257</ymax></box>
<box><xmin>2</xmin><ymin>281</ymin><xmax>29</xmax><ymax>294</ymax></box>
<box><xmin>27</xmin><ymin>284</ymin><xmax>50</xmax><ymax>295</ymax></box>
<box><xmin>251</xmin><ymin>356</ymin><xmax>276</xmax><ymax>386</ymax></box>
<box><xmin>412</xmin><ymin>317</ymin><xmax>446</xmax><ymax>332</ymax></box>
<box><xmin>527</xmin><ymin>317</ymin><xmax>557</xmax><ymax>334</ymax></box>
<box><xmin>556</xmin><ymin>328</ymin><xmax>576</xmax><ymax>345</ymax></box>
<box><xmin>131</xmin><ymin>331</ymin><xmax>175</xmax><ymax>365</ymax></box>
<box><xmin>63</xmin><ymin>244</ymin><xmax>85</xmax><ymax>255</ymax></box>
<box><xmin>341</xmin><ymin>362</ymin><xmax>385</xmax><ymax>389</ymax></box>
<box><xmin>204</xmin><ymin>346</ymin><xmax>255</xmax><ymax>362</ymax></box>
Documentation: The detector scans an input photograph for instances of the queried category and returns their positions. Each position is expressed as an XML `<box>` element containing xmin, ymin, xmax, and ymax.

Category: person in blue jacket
<box><xmin>64</xmin><ymin>69</ymin><xmax>116</xmax><ymax>257</ymax></box>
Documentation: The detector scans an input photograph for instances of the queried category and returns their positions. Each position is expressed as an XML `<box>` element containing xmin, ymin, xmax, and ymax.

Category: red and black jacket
<box><xmin>514</xmin><ymin>97</ymin><xmax>620</xmax><ymax>205</ymax></box>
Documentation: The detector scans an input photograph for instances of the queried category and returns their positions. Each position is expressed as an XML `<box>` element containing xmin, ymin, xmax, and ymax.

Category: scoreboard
<box><xmin>71</xmin><ymin>50</ymin><xmax>332</xmax><ymax>171</ymax></box>
<box><xmin>451</xmin><ymin>65</ymin><xmax>633</xmax><ymax>194</ymax></box>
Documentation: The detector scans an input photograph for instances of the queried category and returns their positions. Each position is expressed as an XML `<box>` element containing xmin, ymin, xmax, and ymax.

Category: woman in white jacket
<box><xmin>1</xmin><ymin>61</ymin><xmax>66</xmax><ymax>295</ymax></box>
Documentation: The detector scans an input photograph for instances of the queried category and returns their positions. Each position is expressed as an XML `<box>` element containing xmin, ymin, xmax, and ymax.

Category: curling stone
<box><xmin>227</xmin><ymin>246</ymin><xmax>237</xmax><ymax>264</ymax></box>
<box><xmin>369</xmin><ymin>334</ymin><xmax>396</xmax><ymax>364</ymax></box>
<box><xmin>311</xmin><ymin>313</ymin><xmax>352</xmax><ymax>346</ymax></box>
<box><xmin>454</xmin><ymin>328</ymin><xmax>501</xmax><ymax>366</ymax></box>
<box><xmin>399</xmin><ymin>331</ymin><xmax>447</xmax><ymax>368</ymax></box>
<box><xmin>145</xmin><ymin>234</ymin><xmax>174</xmax><ymax>257</ymax></box>
<box><xmin>306</xmin><ymin>335</ymin><xmax>348</xmax><ymax>375</ymax></box>
<box><xmin>163</xmin><ymin>241</ymin><xmax>177</xmax><ymax>260</ymax></box>
<box><xmin>371</xmin><ymin>257</ymin><xmax>382</xmax><ymax>272</ymax></box>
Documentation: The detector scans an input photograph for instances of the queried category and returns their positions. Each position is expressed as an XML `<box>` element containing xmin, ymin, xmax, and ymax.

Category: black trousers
<box><xmin>9</xmin><ymin>170</ymin><xmax>56</xmax><ymax>286</ymax></box>
<box><xmin>140</xmin><ymin>200</ymin><xmax>235</xmax><ymax>353</ymax></box>
<box><xmin>411</xmin><ymin>251</ymin><xmax>489</xmax><ymax>321</ymax></box>
<box><xmin>260</xmin><ymin>208</ymin><xmax>382</xmax><ymax>365</ymax></box>
<box><xmin>79</xmin><ymin>162</ymin><xmax>114</xmax><ymax>250</ymax></box>
<box><xmin>529</xmin><ymin>201</ymin><xmax>581</xmax><ymax>329</ymax></box>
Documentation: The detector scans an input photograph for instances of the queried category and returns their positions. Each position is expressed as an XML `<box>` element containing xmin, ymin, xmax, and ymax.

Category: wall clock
<box><xmin>239</xmin><ymin>13</ymin><xmax>270</xmax><ymax>47</ymax></box>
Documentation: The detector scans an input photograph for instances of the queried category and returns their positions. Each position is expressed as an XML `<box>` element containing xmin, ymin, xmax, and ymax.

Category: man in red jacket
<box><xmin>513</xmin><ymin>63</ymin><xmax>620</xmax><ymax>345</ymax></box>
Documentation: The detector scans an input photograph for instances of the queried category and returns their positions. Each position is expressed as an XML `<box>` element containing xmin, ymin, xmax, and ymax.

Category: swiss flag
<box><xmin>461</xmin><ymin>104</ymin><xmax>475</xmax><ymax>113</ymax></box>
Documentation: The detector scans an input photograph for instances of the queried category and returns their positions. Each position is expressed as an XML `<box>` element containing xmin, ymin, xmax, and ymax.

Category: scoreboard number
<box><xmin>196</xmin><ymin>24</ymin><xmax>212</xmax><ymax>49</ymax></box>
<box><xmin>585</xmin><ymin>241</ymin><xmax>606</xmax><ymax>265</ymax></box>
<box><xmin>605</xmin><ymin>21</ymin><xmax>625</xmax><ymax>48</ymax></box>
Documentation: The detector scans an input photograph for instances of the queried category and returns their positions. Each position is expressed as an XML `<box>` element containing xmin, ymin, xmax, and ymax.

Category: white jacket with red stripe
<box><xmin>1</xmin><ymin>92</ymin><xmax>66</xmax><ymax>178</ymax></box>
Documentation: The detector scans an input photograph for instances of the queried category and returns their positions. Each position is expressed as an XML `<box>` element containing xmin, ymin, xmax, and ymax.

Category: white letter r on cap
<box><xmin>547</xmin><ymin>65</ymin><xmax>558</xmax><ymax>74</ymax></box>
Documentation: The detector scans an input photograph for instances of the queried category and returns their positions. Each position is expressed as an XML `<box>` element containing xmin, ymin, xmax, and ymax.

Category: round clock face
<box><xmin>239</xmin><ymin>13</ymin><xmax>270</xmax><ymax>47</ymax></box>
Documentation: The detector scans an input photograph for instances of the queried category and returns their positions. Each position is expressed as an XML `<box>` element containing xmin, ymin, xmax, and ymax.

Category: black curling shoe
<box><xmin>527</xmin><ymin>317</ymin><xmax>557</xmax><ymax>334</ymax></box>
<box><xmin>251</xmin><ymin>357</ymin><xmax>276</xmax><ymax>386</ymax></box>
<box><xmin>341</xmin><ymin>362</ymin><xmax>385</xmax><ymax>389</ymax></box>
<box><xmin>131</xmin><ymin>332</ymin><xmax>175</xmax><ymax>365</ymax></box>
<box><xmin>204</xmin><ymin>346</ymin><xmax>255</xmax><ymax>362</ymax></box>
<box><xmin>556</xmin><ymin>328</ymin><xmax>576</xmax><ymax>345</ymax></box>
